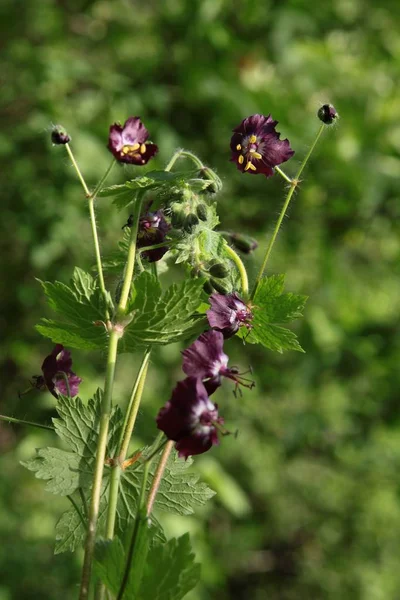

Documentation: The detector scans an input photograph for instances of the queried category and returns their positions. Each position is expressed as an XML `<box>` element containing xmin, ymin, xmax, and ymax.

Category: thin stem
<box><xmin>116</xmin><ymin>462</ymin><xmax>151</xmax><ymax>600</ymax></box>
<box><xmin>140</xmin><ymin>437</ymin><xmax>168</xmax><ymax>465</ymax></box>
<box><xmin>88</xmin><ymin>195</ymin><xmax>109</xmax><ymax>319</ymax></box>
<box><xmin>165</xmin><ymin>149</ymin><xmax>203</xmax><ymax>171</ymax></box>
<box><xmin>65</xmin><ymin>144</ymin><xmax>91</xmax><ymax>196</ymax></box>
<box><xmin>224</xmin><ymin>245</ymin><xmax>249</xmax><ymax>296</ymax></box>
<box><xmin>79</xmin><ymin>328</ymin><xmax>121</xmax><ymax>600</ymax></box>
<box><xmin>116</xmin><ymin>195</ymin><xmax>143</xmax><ymax>316</ymax></box>
<box><xmin>67</xmin><ymin>494</ymin><xmax>87</xmax><ymax>530</ymax></box>
<box><xmin>251</xmin><ymin>123</ymin><xmax>325</xmax><ymax>299</ymax></box>
<box><xmin>91</xmin><ymin>159</ymin><xmax>116</xmax><ymax>199</ymax></box>
<box><xmin>0</xmin><ymin>414</ymin><xmax>54</xmax><ymax>431</ymax></box>
<box><xmin>104</xmin><ymin>349</ymin><xmax>151</xmax><ymax>540</ymax></box>
<box><xmin>275</xmin><ymin>166</ymin><xmax>292</xmax><ymax>183</ymax></box>
<box><xmin>118</xmin><ymin>349</ymin><xmax>151</xmax><ymax>461</ymax></box>
<box><xmin>146</xmin><ymin>440</ymin><xmax>173</xmax><ymax>516</ymax></box>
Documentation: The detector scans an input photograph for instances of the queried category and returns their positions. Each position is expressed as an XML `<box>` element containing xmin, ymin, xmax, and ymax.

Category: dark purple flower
<box><xmin>51</xmin><ymin>125</ymin><xmax>71</xmax><ymax>145</ymax></box>
<box><xmin>230</xmin><ymin>114</ymin><xmax>294</xmax><ymax>178</ymax></box>
<box><xmin>156</xmin><ymin>377</ymin><xmax>224</xmax><ymax>458</ymax></box>
<box><xmin>34</xmin><ymin>344</ymin><xmax>82</xmax><ymax>398</ymax></box>
<box><xmin>108</xmin><ymin>116</ymin><xmax>158</xmax><ymax>165</ymax></box>
<box><xmin>182</xmin><ymin>330</ymin><xmax>254</xmax><ymax>395</ymax></box>
<box><xmin>207</xmin><ymin>292</ymin><xmax>253</xmax><ymax>338</ymax></box>
<box><xmin>317</xmin><ymin>104</ymin><xmax>338</xmax><ymax>125</ymax></box>
<box><xmin>137</xmin><ymin>210</ymin><xmax>170</xmax><ymax>262</ymax></box>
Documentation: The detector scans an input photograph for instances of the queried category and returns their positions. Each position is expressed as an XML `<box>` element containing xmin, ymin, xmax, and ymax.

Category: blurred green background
<box><xmin>1</xmin><ymin>0</ymin><xmax>400</xmax><ymax>598</ymax></box>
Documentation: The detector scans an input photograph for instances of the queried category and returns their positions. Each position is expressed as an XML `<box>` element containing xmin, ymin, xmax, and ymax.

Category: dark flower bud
<box><xmin>183</xmin><ymin>213</ymin><xmax>199</xmax><ymax>232</ymax></box>
<box><xmin>33</xmin><ymin>344</ymin><xmax>82</xmax><ymax>398</ymax></box>
<box><xmin>51</xmin><ymin>125</ymin><xmax>71</xmax><ymax>145</ymax></box>
<box><xmin>317</xmin><ymin>104</ymin><xmax>338</xmax><ymax>125</ymax></box>
<box><xmin>228</xmin><ymin>232</ymin><xmax>258</xmax><ymax>254</ymax></box>
<box><xmin>196</xmin><ymin>204</ymin><xmax>208</xmax><ymax>221</ymax></box>
<box><xmin>210</xmin><ymin>278</ymin><xmax>231</xmax><ymax>294</ymax></box>
<box><xmin>203</xmin><ymin>280</ymin><xmax>214</xmax><ymax>294</ymax></box>
<box><xmin>209</xmin><ymin>262</ymin><xmax>229</xmax><ymax>279</ymax></box>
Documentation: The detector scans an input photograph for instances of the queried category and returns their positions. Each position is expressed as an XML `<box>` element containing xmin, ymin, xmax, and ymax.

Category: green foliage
<box><xmin>94</xmin><ymin>531</ymin><xmax>200</xmax><ymax>600</ymax></box>
<box><xmin>36</xmin><ymin>267</ymin><xmax>111</xmax><ymax>350</ymax></box>
<box><xmin>241</xmin><ymin>274</ymin><xmax>307</xmax><ymax>352</ymax></box>
<box><xmin>120</xmin><ymin>272</ymin><xmax>207</xmax><ymax>349</ymax></box>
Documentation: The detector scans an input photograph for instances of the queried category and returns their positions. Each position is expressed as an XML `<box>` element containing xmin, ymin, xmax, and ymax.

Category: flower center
<box><xmin>121</xmin><ymin>142</ymin><xmax>147</xmax><ymax>161</ymax></box>
<box><xmin>236</xmin><ymin>134</ymin><xmax>263</xmax><ymax>172</ymax></box>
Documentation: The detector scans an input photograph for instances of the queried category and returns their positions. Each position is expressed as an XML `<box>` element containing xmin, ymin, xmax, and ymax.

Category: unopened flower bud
<box><xmin>203</xmin><ymin>280</ymin><xmax>214</xmax><ymax>294</ymax></box>
<box><xmin>317</xmin><ymin>104</ymin><xmax>338</xmax><ymax>125</ymax></box>
<box><xmin>228</xmin><ymin>232</ymin><xmax>258</xmax><ymax>254</ymax></box>
<box><xmin>210</xmin><ymin>278</ymin><xmax>231</xmax><ymax>294</ymax></box>
<box><xmin>196</xmin><ymin>204</ymin><xmax>208</xmax><ymax>221</ymax></box>
<box><xmin>183</xmin><ymin>213</ymin><xmax>199</xmax><ymax>232</ymax></box>
<box><xmin>209</xmin><ymin>262</ymin><xmax>229</xmax><ymax>279</ymax></box>
<box><xmin>51</xmin><ymin>125</ymin><xmax>71</xmax><ymax>145</ymax></box>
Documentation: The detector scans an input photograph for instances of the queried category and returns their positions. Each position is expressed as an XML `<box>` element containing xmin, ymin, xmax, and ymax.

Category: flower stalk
<box><xmin>251</xmin><ymin>123</ymin><xmax>325</xmax><ymax>299</ymax></box>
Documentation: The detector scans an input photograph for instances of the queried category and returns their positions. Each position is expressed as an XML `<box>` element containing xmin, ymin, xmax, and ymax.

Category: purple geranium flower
<box><xmin>156</xmin><ymin>377</ymin><xmax>224</xmax><ymax>458</ymax></box>
<box><xmin>207</xmin><ymin>292</ymin><xmax>253</xmax><ymax>339</ymax></box>
<box><xmin>230</xmin><ymin>114</ymin><xmax>294</xmax><ymax>178</ymax></box>
<box><xmin>33</xmin><ymin>344</ymin><xmax>82</xmax><ymax>398</ymax></box>
<box><xmin>182</xmin><ymin>330</ymin><xmax>254</xmax><ymax>395</ymax></box>
<box><xmin>137</xmin><ymin>210</ymin><xmax>170</xmax><ymax>262</ymax></box>
<box><xmin>108</xmin><ymin>116</ymin><xmax>158</xmax><ymax>165</ymax></box>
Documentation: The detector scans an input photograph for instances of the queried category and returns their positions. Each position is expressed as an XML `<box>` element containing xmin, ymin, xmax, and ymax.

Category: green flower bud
<box><xmin>228</xmin><ymin>232</ymin><xmax>258</xmax><ymax>254</ymax></box>
<box><xmin>183</xmin><ymin>213</ymin><xmax>199</xmax><ymax>232</ymax></box>
<box><xmin>209</xmin><ymin>262</ymin><xmax>229</xmax><ymax>279</ymax></box>
<box><xmin>196</xmin><ymin>203</ymin><xmax>208</xmax><ymax>221</ymax></box>
<box><xmin>210</xmin><ymin>278</ymin><xmax>231</xmax><ymax>294</ymax></box>
<box><xmin>203</xmin><ymin>280</ymin><xmax>214</xmax><ymax>294</ymax></box>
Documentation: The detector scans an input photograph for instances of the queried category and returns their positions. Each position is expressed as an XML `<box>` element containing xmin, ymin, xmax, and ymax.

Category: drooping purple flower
<box><xmin>182</xmin><ymin>330</ymin><xmax>254</xmax><ymax>395</ymax></box>
<box><xmin>108</xmin><ymin>116</ymin><xmax>158</xmax><ymax>165</ymax></box>
<box><xmin>137</xmin><ymin>210</ymin><xmax>170</xmax><ymax>262</ymax></box>
<box><xmin>207</xmin><ymin>292</ymin><xmax>253</xmax><ymax>338</ymax></box>
<box><xmin>156</xmin><ymin>376</ymin><xmax>224</xmax><ymax>458</ymax></box>
<box><xmin>51</xmin><ymin>125</ymin><xmax>71</xmax><ymax>145</ymax></box>
<box><xmin>230</xmin><ymin>114</ymin><xmax>294</xmax><ymax>178</ymax></box>
<box><xmin>33</xmin><ymin>344</ymin><xmax>82</xmax><ymax>398</ymax></box>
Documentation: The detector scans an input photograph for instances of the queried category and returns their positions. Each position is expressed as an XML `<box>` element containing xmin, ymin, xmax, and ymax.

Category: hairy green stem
<box><xmin>251</xmin><ymin>123</ymin><xmax>325</xmax><ymax>299</ymax></box>
<box><xmin>116</xmin><ymin>195</ymin><xmax>143</xmax><ymax>316</ymax></box>
<box><xmin>224</xmin><ymin>245</ymin><xmax>249</xmax><ymax>295</ymax></box>
<box><xmin>0</xmin><ymin>414</ymin><xmax>53</xmax><ymax>431</ymax></box>
<box><xmin>104</xmin><ymin>349</ymin><xmax>152</xmax><ymax>540</ymax></box>
<box><xmin>91</xmin><ymin>159</ymin><xmax>116</xmax><ymax>199</ymax></box>
<box><xmin>79</xmin><ymin>328</ymin><xmax>120</xmax><ymax>600</ymax></box>
<box><xmin>65</xmin><ymin>144</ymin><xmax>91</xmax><ymax>196</ymax></box>
<box><xmin>146</xmin><ymin>440</ymin><xmax>174</xmax><ymax>516</ymax></box>
<box><xmin>274</xmin><ymin>165</ymin><xmax>292</xmax><ymax>183</ymax></box>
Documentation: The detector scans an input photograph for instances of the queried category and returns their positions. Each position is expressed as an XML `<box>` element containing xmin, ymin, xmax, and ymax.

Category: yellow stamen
<box><xmin>253</xmin><ymin>152</ymin><xmax>262</xmax><ymax>159</ymax></box>
<box><xmin>238</xmin><ymin>155</ymin><xmax>244</xmax><ymax>165</ymax></box>
<box><xmin>131</xmin><ymin>143</ymin><xmax>140</xmax><ymax>151</ymax></box>
<box><xmin>244</xmin><ymin>161</ymin><xmax>252</xmax><ymax>171</ymax></box>
<box><xmin>140</xmin><ymin>143</ymin><xmax>146</xmax><ymax>154</ymax></box>
<box><xmin>249</xmin><ymin>134</ymin><xmax>257</xmax><ymax>143</ymax></box>
<box><xmin>236</xmin><ymin>144</ymin><xmax>242</xmax><ymax>151</ymax></box>
<box><xmin>249</xmin><ymin>163</ymin><xmax>257</xmax><ymax>171</ymax></box>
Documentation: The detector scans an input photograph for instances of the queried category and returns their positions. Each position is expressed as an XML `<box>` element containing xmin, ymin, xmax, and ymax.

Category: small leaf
<box><xmin>243</xmin><ymin>274</ymin><xmax>308</xmax><ymax>353</ymax></box>
<box><xmin>55</xmin><ymin>507</ymin><xmax>86</xmax><ymax>554</ymax></box>
<box><xmin>140</xmin><ymin>534</ymin><xmax>201</xmax><ymax>600</ymax></box>
<box><xmin>21</xmin><ymin>448</ymin><xmax>88</xmax><ymax>496</ymax></box>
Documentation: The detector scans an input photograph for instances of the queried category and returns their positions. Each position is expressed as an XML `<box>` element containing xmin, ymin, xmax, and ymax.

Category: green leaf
<box><xmin>21</xmin><ymin>448</ymin><xmax>88</xmax><ymax>496</ymax></box>
<box><xmin>242</xmin><ymin>275</ymin><xmax>308</xmax><ymax>353</ymax></box>
<box><xmin>123</xmin><ymin>448</ymin><xmax>216</xmax><ymax>517</ymax></box>
<box><xmin>119</xmin><ymin>272</ymin><xmax>206</xmax><ymax>350</ymax></box>
<box><xmin>94</xmin><ymin>532</ymin><xmax>201</xmax><ymax>600</ymax></box>
<box><xmin>35</xmin><ymin>267</ymin><xmax>110</xmax><ymax>350</ymax></box>
<box><xmin>55</xmin><ymin>506</ymin><xmax>86</xmax><ymax>554</ymax></box>
<box><xmin>140</xmin><ymin>534</ymin><xmax>201</xmax><ymax>600</ymax></box>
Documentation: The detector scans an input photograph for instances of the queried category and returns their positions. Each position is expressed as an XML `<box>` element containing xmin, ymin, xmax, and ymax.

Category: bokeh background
<box><xmin>1</xmin><ymin>0</ymin><xmax>400</xmax><ymax>598</ymax></box>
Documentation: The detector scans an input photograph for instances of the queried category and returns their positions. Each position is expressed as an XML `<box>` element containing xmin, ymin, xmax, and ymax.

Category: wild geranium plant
<box><xmin>0</xmin><ymin>105</ymin><xmax>337</xmax><ymax>599</ymax></box>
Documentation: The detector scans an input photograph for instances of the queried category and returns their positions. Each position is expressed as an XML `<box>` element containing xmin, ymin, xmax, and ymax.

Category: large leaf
<box><xmin>119</xmin><ymin>272</ymin><xmax>206</xmax><ymax>350</ymax></box>
<box><xmin>35</xmin><ymin>267</ymin><xmax>111</xmax><ymax>350</ymax></box>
